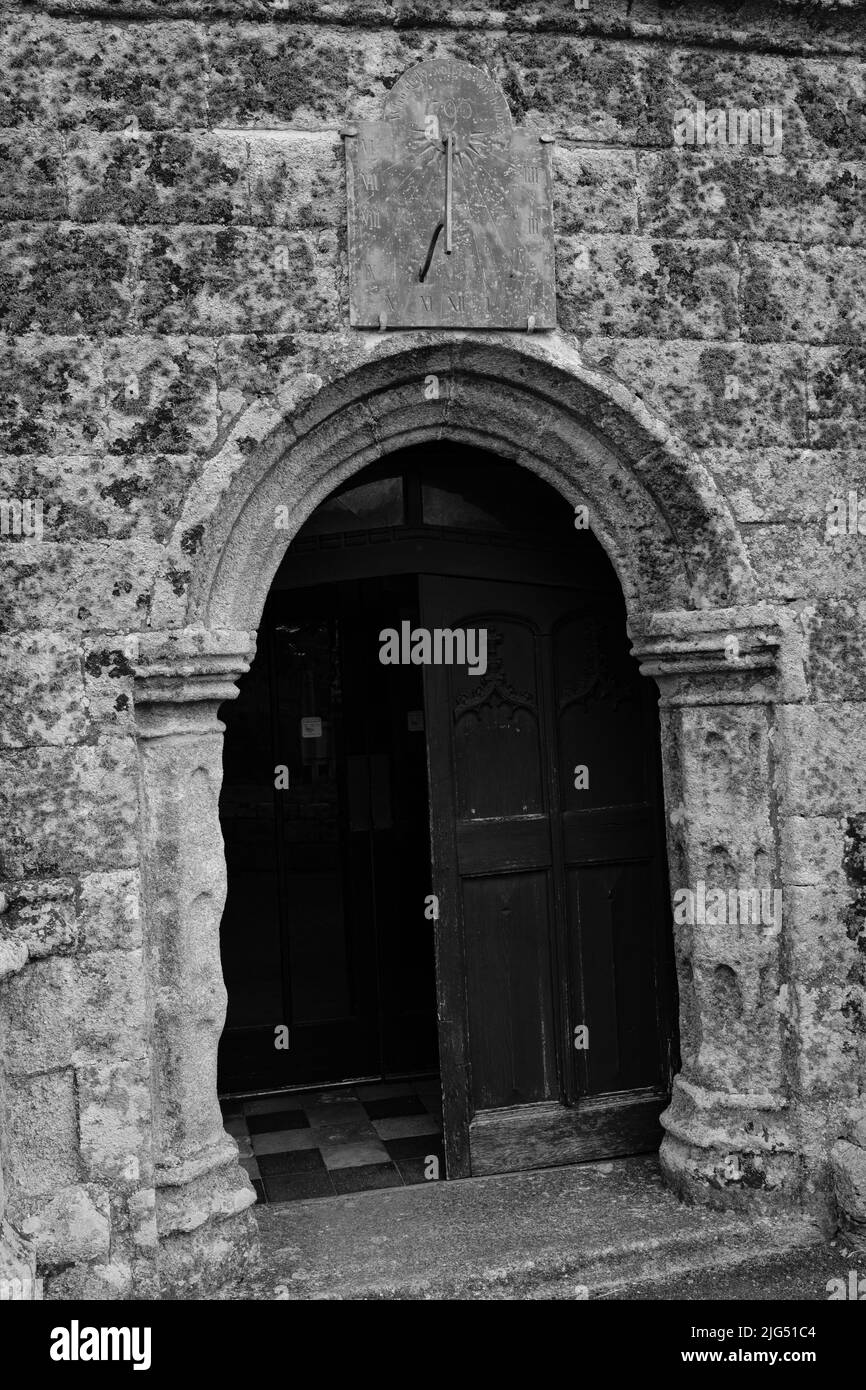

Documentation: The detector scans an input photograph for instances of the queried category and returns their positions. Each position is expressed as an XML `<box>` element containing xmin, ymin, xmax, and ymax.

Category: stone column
<box><xmin>631</xmin><ymin>604</ymin><xmax>806</xmax><ymax>1212</ymax></box>
<box><xmin>0</xmin><ymin>897</ymin><xmax>40</xmax><ymax>1299</ymax></box>
<box><xmin>133</xmin><ymin>628</ymin><xmax>260</xmax><ymax>1296</ymax></box>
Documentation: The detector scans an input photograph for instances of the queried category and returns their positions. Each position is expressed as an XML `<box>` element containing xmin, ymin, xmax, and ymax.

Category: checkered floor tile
<box><xmin>221</xmin><ymin>1078</ymin><xmax>445</xmax><ymax>1204</ymax></box>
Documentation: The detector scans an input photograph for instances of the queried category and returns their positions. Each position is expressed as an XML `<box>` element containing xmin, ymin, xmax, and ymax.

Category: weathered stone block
<box><xmin>0</xmin><ymin>632</ymin><xmax>87</xmax><ymax>748</ymax></box>
<box><xmin>800</xmin><ymin>599</ymin><xmax>866</xmax><ymax>702</ymax></box>
<box><xmin>742</xmin><ymin>245</ymin><xmax>866</xmax><ymax>344</ymax></box>
<box><xmin>0</xmin><ymin>537</ymin><xmax>163</xmax><ymax>634</ymax></box>
<box><xmin>44</xmin><ymin>1258</ymin><xmax>133</xmax><ymax>1300</ymax></box>
<box><xmin>0</xmin><ymin>1218</ymin><xmax>37</xmax><ymax>1301</ymax></box>
<box><xmin>0</xmin><ymin>337</ymin><xmax>103</xmax><ymax>456</ymax></box>
<box><xmin>2</xmin><ymin>957</ymin><xmax>77</xmax><ymax>1075</ymax></box>
<box><xmin>788</xmin><ymin>56</ymin><xmax>866</xmax><ymax>159</ymax></box>
<box><xmin>156</xmin><ymin>1160</ymin><xmax>255</xmax><ymax>1239</ymax></box>
<box><xmin>205</xmin><ymin>23</ymin><xmax>359</xmax><ymax>129</ymax></box>
<box><xmin>4</xmin><ymin>1070</ymin><xmax>81</xmax><ymax>1196</ymax></box>
<box><xmin>5</xmin><ymin>452</ymin><xmax>203</xmax><ymax>543</ymax></box>
<box><xmin>637</xmin><ymin>150</ymin><xmax>808</xmax><ymax>242</ymax></box>
<box><xmin>0</xmin><ymin>879</ymin><xmax>78</xmax><ymax>965</ymax></box>
<box><xmin>800</xmin><ymin>161</ymin><xmax>866</xmax><ymax>246</ymax></box>
<box><xmin>127</xmin><ymin>1186</ymin><xmax>158</xmax><ymax>1252</ymax></box>
<box><xmin>780</xmin><ymin>815</ymin><xmax>848</xmax><ymax>889</ymax></box>
<box><xmin>776</xmin><ymin>703</ymin><xmax>866</xmax><ymax>817</ymax></box>
<box><xmin>848</xmin><ymin>1109</ymin><xmax>866</xmax><ymax>1149</ymax></box>
<box><xmin>68</xmin><ymin>132</ymin><xmax>250</xmax><ymax>225</ymax></box>
<box><xmin>0</xmin><ymin>739</ymin><xmax>139</xmax><ymax>877</ymax></box>
<box><xmin>746</xmin><ymin>522</ymin><xmax>866</xmax><ymax>601</ymax></box>
<box><xmin>699</xmin><ymin>449</ymin><xmax>864</xmax><ymax>525</ymax></box>
<box><xmin>582</xmin><ymin>339</ymin><xmax>807</xmax><ymax>448</ymax></box>
<box><xmin>1</xmin><ymin>226</ymin><xmax>133</xmax><ymax>336</ymax></box>
<box><xmin>484</xmin><ymin>36</ymin><xmax>674</xmax><ymax>146</ymax></box>
<box><xmin>807</xmin><ymin>346</ymin><xmax>866</xmax><ymax>450</ymax></box>
<box><xmin>786</xmin><ymin>884</ymin><xmax>860</xmax><ymax>979</ymax></box>
<box><xmin>77</xmin><ymin>869</ymin><xmax>142</xmax><ymax>953</ymax></box>
<box><xmin>100</xmin><ymin>337</ymin><xmax>218</xmax><ymax>456</ymax></box>
<box><xmin>554</xmin><ymin>148</ymin><xmax>637</xmax><ymax>236</ymax></box>
<box><xmin>0</xmin><ymin>132</ymin><xmax>66</xmax><ymax>221</ymax></box>
<box><xmin>74</xmin><ymin>949</ymin><xmax>147</xmax><ymax>1061</ymax></box>
<box><xmin>689</xmin><ymin>957</ymin><xmax>785</xmax><ymax>1094</ymax></box>
<box><xmin>136</xmin><ymin>227</ymin><xmax>340</xmax><ymax>334</ymax></box>
<box><xmin>0</xmin><ymin>19</ymin><xmax>57</xmax><ymax>126</ymax></box>
<box><xmin>15</xmin><ymin>1185</ymin><xmax>110</xmax><ymax>1268</ymax></box>
<box><xmin>557</xmin><ymin>234</ymin><xmax>740</xmax><ymax>339</ymax></box>
<box><xmin>216</xmin><ymin>332</ymin><xmax>314</xmax><ymax>405</ymax></box>
<box><xmin>0</xmin><ymin>931</ymin><xmax>146</xmax><ymax>1074</ymax></box>
<box><xmin>82</xmin><ymin>641</ymin><xmax>137</xmax><ymax>734</ymax></box>
<box><xmin>248</xmin><ymin>133</ymin><xmax>343</xmax><ymax>230</ymax></box>
<box><xmin>669</xmin><ymin>47</ymin><xmax>859</xmax><ymax>159</ymax></box>
<box><xmin>51</xmin><ymin>20</ymin><xmax>207</xmax><ymax>131</ymax></box>
<box><xmin>77</xmin><ymin>1059</ymin><xmax>152</xmax><ymax>1185</ymax></box>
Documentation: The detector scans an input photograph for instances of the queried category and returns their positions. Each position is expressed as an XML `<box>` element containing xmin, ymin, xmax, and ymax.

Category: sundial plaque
<box><xmin>344</xmin><ymin>60</ymin><xmax>556</xmax><ymax>330</ymax></box>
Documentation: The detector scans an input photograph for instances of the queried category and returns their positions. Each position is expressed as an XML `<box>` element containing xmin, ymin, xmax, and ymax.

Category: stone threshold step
<box><xmin>252</xmin><ymin>1155</ymin><xmax>825</xmax><ymax>1301</ymax></box>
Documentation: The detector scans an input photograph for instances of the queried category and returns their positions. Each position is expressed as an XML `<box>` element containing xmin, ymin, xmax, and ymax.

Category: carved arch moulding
<box><xmin>129</xmin><ymin>334</ymin><xmax>813</xmax><ymax>1289</ymax></box>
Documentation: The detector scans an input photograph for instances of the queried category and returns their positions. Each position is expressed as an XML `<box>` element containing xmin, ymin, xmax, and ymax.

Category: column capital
<box><xmin>132</xmin><ymin>627</ymin><xmax>256</xmax><ymax>737</ymax></box>
<box><xmin>629</xmin><ymin>603</ymin><xmax>806</xmax><ymax>705</ymax></box>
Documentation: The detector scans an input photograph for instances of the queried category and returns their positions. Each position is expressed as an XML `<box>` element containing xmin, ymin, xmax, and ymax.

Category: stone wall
<box><xmin>0</xmin><ymin>0</ymin><xmax>864</xmax><ymax>1296</ymax></box>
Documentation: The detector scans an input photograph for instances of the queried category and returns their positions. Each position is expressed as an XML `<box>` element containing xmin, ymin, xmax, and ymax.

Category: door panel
<box><xmin>420</xmin><ymin>572</ymin><xmax>676</xmax><ymax>1176</ymax></box>
<box><xmin>463</xmin><ymin>870</ymin><xmax>559</xmax><ymax>1110</ymax></box>
<box><xmin>451</xmin><ymin>619</ymin><xmax>544</xmax><ymax>819</ymax></box>
<box><xmin>570</xmin><ymin>861</ymin><xmax>664</xmax><ymax>1095</ymax></box>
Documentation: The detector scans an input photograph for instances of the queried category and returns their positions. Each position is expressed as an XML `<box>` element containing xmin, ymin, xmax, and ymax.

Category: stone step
<box><xmin>254</xmin><ymin>1155</ymin><xmax>825</xmax><ymax>1301</ymax></box>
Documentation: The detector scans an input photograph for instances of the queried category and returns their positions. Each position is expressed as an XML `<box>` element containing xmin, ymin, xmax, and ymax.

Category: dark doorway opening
<box><xmin>218</xmin><ymin>571</ymin><xmax>438</xmax><ymax>1094</ymax></box>
<box><xmin>217</xmin><ymin>444</ymin><xmax>679</xmax><ymax>1191</ymax></box>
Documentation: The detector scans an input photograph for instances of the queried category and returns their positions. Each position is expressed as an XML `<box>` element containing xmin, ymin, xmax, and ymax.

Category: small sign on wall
<box><xmin>301</xmin><ymin>717</ymin><xmax>323</xmax><ymax>739</ymax></box>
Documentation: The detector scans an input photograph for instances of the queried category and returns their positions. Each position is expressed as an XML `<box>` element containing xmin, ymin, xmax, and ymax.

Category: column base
<box><xmin>660</xmin><ymin>1077</ymin><xmax>802</xmax><ymax>1213</ymax></box>
<box><xmin>157</xmin><ymin>1208</ymin><xmax>260</xmax><ymax>1299</ymax></box>
<box><xmin>829</xmin><ymin>1140</ymin><xmax>866</xmax><ymax>1252</ymax></box>
<box><xmin>156</xmin><ymin>1152</ymin><xmax>260</xmax><ymax>1298</ymax></box>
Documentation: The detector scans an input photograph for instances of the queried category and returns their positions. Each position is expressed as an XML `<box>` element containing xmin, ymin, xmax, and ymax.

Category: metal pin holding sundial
<box><xmin>419</xmin><ymin>134</ymin><xmax>455</xmax><ymax>283</ymax></box>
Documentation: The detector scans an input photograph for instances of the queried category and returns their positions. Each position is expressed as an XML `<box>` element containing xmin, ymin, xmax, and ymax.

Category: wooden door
<box><xmin>420</xmin><ymin>574</ymin><xmax>677</xmax><ymax>1177</ymax></box>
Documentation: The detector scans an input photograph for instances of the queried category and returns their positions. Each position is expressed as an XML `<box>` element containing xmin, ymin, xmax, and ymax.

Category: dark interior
<box><xmin>217</xmin><ymin>445</ymin><xmax>677</xmax><ymax>1161</ymax></box>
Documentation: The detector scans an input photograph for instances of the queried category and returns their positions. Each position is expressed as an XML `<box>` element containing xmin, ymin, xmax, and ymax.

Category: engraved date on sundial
<box><xmin>344</xmin><ymin>59</ymin><xmax>556</xmax><ymax>331</ymax></box>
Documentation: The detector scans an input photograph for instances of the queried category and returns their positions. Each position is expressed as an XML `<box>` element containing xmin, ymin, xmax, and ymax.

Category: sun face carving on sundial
<box><xmin>343</xmin><ymin>59</ymin><xmax>556</xmax><ymax>331</ymax></box>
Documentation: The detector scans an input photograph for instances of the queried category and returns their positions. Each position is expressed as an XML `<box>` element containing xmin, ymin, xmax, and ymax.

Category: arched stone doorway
<box><xmin>131</xmin><ymin>335</ymin><xmax>805</xmax><ymax>1290</ymax></box>
<box><xmin>216</xmin><ymin>442</ymin><xmax>679</xmax><ymax>1193</ymax></box>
